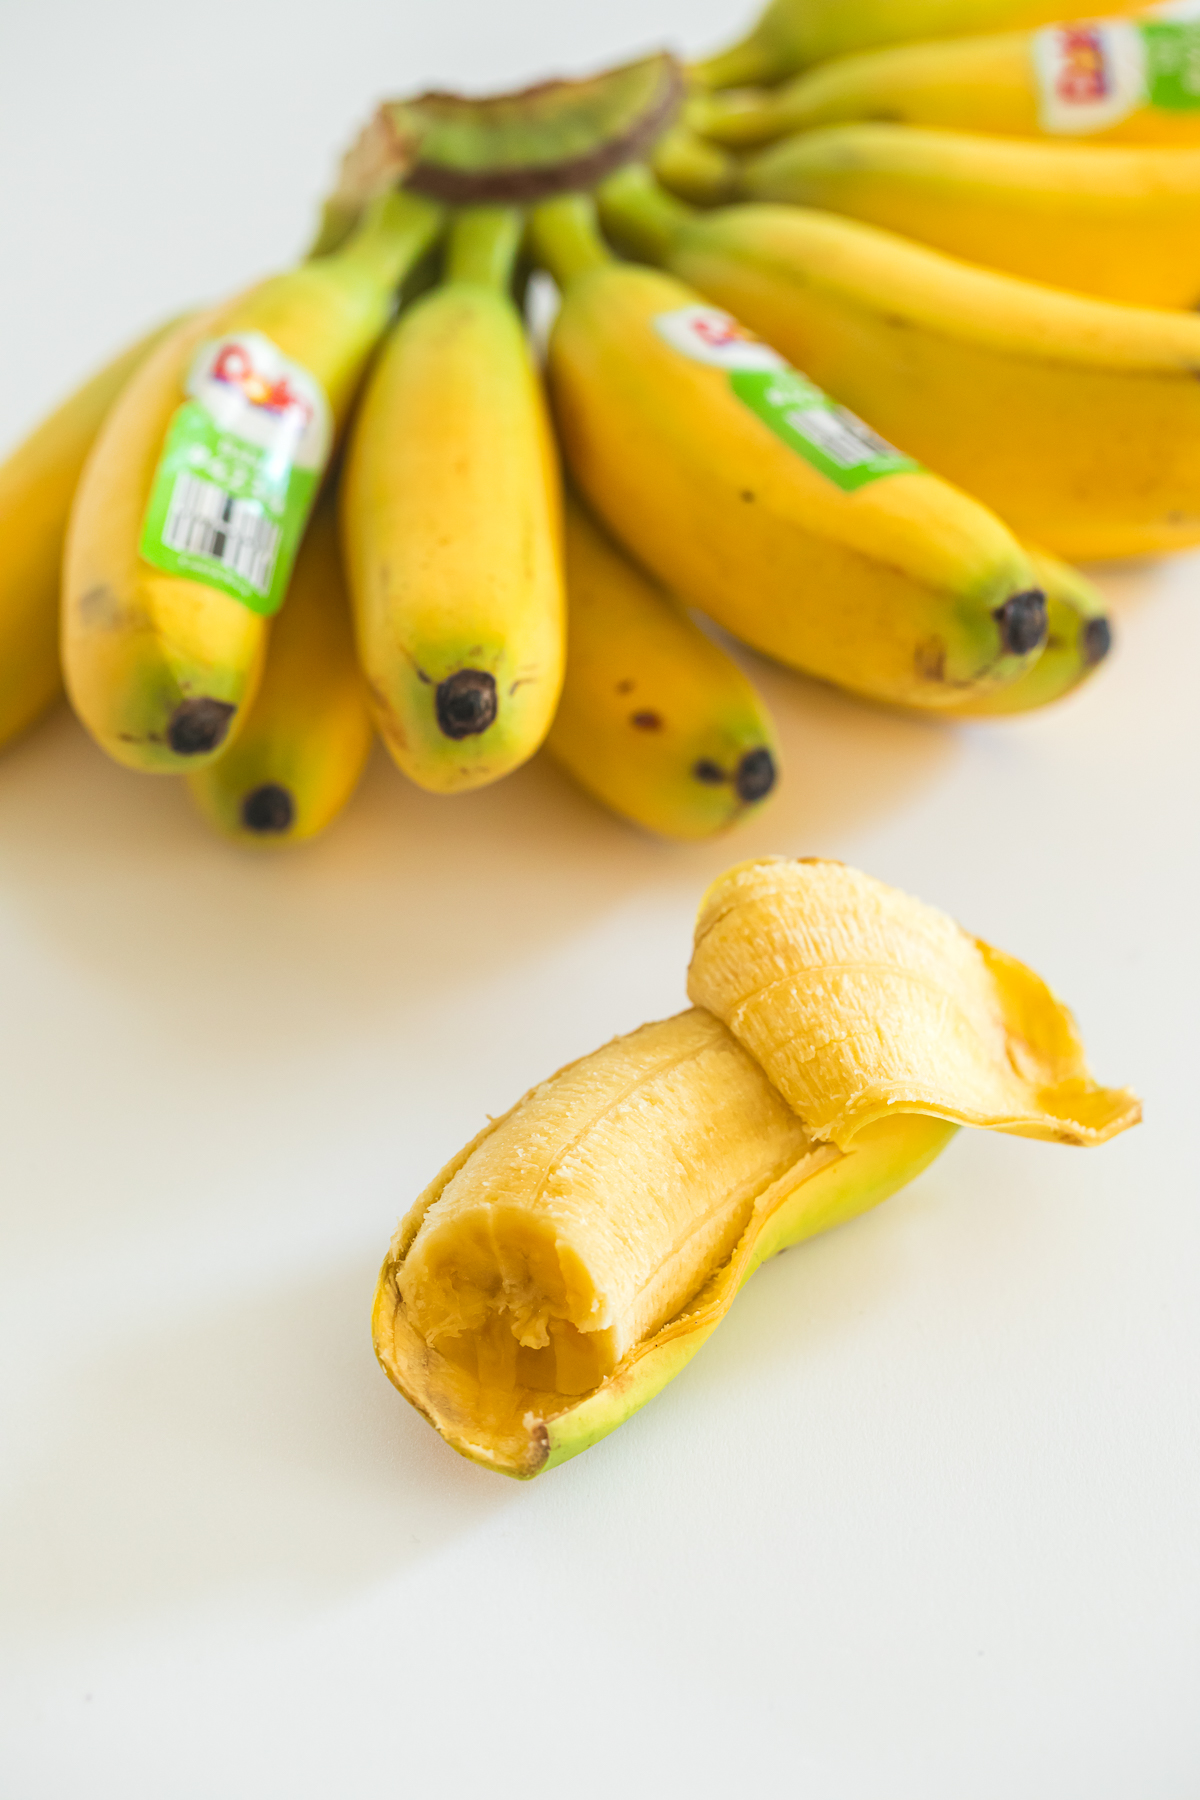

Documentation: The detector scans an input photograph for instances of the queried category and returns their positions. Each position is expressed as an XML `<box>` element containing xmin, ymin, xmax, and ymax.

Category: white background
<box><xmin>1</xmin><ymin>2</ymin><xmax>1197</xmax><ymax>1796</ymax></box>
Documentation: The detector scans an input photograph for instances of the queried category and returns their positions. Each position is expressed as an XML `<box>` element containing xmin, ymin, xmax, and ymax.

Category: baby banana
<box><xmin>374</xmin><ymin>857</ymin><xmax>1138</xmax><ymax>1477</ymax></box>
<box><xmin>187</xmin><ymin>494</ymin><xmax>373</xmax><ymax>845</ymax></box>
<box><xmin>693</xmin><ymin>15</ymin><xmax>1200</xmax><ymax>147</ymax></box>
<box><xmin>937</xmin><ymin>547</ymin><xmax>1111</xmax><ymax>718</ymax></box>
<box><xmin>529</xmin><ymin>190</ymin><xmax>1045</xmax><ymax>713</ymax></box>
<box><xmin>741</xmin><ymin>125</ymin><xmax>1200</xmax><ymax>309</ymax></box>
<box><xmin>63</xmin><ymin>191</ymin><xmax>442</xmax><ymax>773</ymax></box>
<box><xmin>598</xmin><ymin>172</ymin><xmax>1200</xmax><ymax>561</ymax></box>
<box><xmin>0</xmin><ymin>317</ymin><xmax>179</xmax><ymax>752</ymax></box>
<box><xmin>547</xmin><ymin>494</ymin><xmax>780</xmax><ymax>838</ymax></box>
<box><xmin>340</xmin><ymin>206</ymin><xmax>565</xmax><ymax>793</ymax></box>
<box><xmin>691</xmin><ymin>0</ymin><xmax>1146</xmax><ymax>91</ymax></box>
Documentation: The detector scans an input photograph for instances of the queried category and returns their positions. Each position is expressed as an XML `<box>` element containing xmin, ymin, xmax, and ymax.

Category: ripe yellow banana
<box><xmin>597</xmin><ymin>169</ymin><xmax>1200</xmax><ymax>560</ymax></box>
<box><xmin>691</xmin><ymin>0</ymin><xmax>1146</xmax><ymax>91</ymax></box>
<box><xmin>340</xmin><ymin>206</ymin><xmax>565</xmax><ymax>794</ymax></box>
<box><xmin>547</xmin><ymin>494</ymin><xmax>780</xmax><ymax>838</ymax></box>
<box><xmin>529</xmin><ymin>190</ymin><xmax>1045</xmax><ymax>713</ymax></box>
<box><xmin>186</xmin><ymin>494</ymin><xmax>372</xmax><ymax>845</ymax></box>
<box><xmin>650</xmin><ymin>120</ymin><xmax>740</xmax><ymax>204</ymax></box>
<box><xmin>375</xmin><ymin>857</ymin><xmax>1138</xmax><ymax>1477</ymax></box>
<box><xmin>692</xmin><ymin>14</ymin><xmax>1200</xmax><ymax>148</ymax></box>
<box><xmin>0</xmin><ymin>318</ymin><xmax>179</xmax><ymax>753</ymax></box>
<box><xmin>936</xmin><ymin>546</ymin><xmax>1111</xmax><ymax>718</ymax></box>
<box><xmin>740</xmin><ymin>124</ymin><xmax>1200</xmax><ymax>309</ymax></box>
<box><xmin>63</xmin><ymin>191</ymin><xmax>442</xmax><ymax>774</ymax></box>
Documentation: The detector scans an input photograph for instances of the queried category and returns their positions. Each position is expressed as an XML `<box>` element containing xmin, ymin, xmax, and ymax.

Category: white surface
<box><xmin>1</xmin><ymin>4</ymin><xmax>1197</xmax><ymax>1797</ymax></box>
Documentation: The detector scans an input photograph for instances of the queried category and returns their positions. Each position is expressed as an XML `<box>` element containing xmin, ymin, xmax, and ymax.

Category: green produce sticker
<box><xmin>1033</xmin><ymin>18</ymin><xmax>1200</xmax><ymax>133</ymax></box>
<box><xmin>653</xmin><ymin>305</ymin><xmax>919</xmax><ymax>493</ymax></box>
<box><xmin>139</xmin><ymin>331</ymin><xmax>331</xmax><ymax>616</ymax></box>
<box><xmin>1143</xmin><ymin>21</ymin><xmax>1200</xmax><ymax>110</ymax></box>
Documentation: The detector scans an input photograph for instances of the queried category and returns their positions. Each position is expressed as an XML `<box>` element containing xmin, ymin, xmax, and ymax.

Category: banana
<box><xmin>63</xmin><ymin>191</ymin><xmax>442</xmax><ymax>774</ymax></box>
<box><xmin>936</xmin><ymin>546</ymin><xmax>1111</xmax><ymax>717</ymax></box>
<box><xmin>740</xmin><ymin>124</ymin><xmax>1200</xmax><ymax>309</ymax></box>
<box><xmin>547</xmin><ymin>494</ymin><xmax>781</xmax><ymax>838</ymax></box>
<box><xmin>650</xmin><ymin>120</ymin><xmax>740</xmax><ymax>205</ymax></box>
<box><xmin>186</xmin><ymin>493</ymin><xmax>372</xmax><ymax>845</ymax></box>
<box><xmin>693</xmin><ymin>14</ymin><xmax>1200</xmax><ymax>147</ymax></box>
<box><xmin>596</xmin><ymin>169</ymin><xmax>1200</xmax><ymax>561</ymax></box>
<box><xmin>691</xmin><ymin>0</ymin><xmax>1147</xmax><ymax>92</ymax></box>
<box><xmin>340</xmin><ymin>206</ymin><xmax>565</xmax><ymax>794</ymax></box>
<box><xmin>0</xmin><ymin>318</ymin><xmax>179</xmax><ymax>753</ymax></box>
<box><xmin>374</xmin><ymin>857</ymin><xmax>1138</xmax><ymax>1477</ymax></box>
<box><xmin>528</xmin><ymin>190</ymin><xmax>1046</xmax><ymax>714</ymax></box>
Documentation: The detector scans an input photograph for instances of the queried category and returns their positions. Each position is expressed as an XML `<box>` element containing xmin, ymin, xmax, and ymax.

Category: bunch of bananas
<box><xmin>6</xmin><ymin>0</ymin><xmax>1195</xmax><ymax>846</ymax></box>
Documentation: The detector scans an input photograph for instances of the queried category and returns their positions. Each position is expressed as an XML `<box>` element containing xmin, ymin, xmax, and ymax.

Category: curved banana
<box><xmin>597</xmin><ymin>169</ymin><xmax>1200</xmax><ymax>561</ymax></box>
<box><xmin>650</xmin><ymin>121</ymin><xmax>740</xmax><ymax>205</ymax></box>
<box><xmin>340</xmin><ymin>206</ymin><xmax>564</xmax><ymax>794</ymax></box>
<box><xmin>0</xmin><ymin>318</ymin><xmax>179</xmax><ymax>753</ymax></box>
<box><xmin>691</xmin><ymin>0</ymin><xmax>1146</xmax><ymax>92</ymax></box>
<box><xmin>529</xmin><ymin>192</ymin><xmax>1045</xmax><ymax>713</ymax></box>
<box><xmin>693</xmin><ymin>16</ymin><xmax>1200</xmax><ymax>147</ymax></box>
<box><xmin>740</xmin><ymin>125</ymin><xmax>1200</xmax><ymax>309</ymax></box>
<box><xmin>186</xmin><ymin>494</ymin><xmax>373</xmax><ymax>845</ymax></box>
<box><xmin>63</xmin><ymin>191</ymin><xmax>441</xmax><ymax>774</ymax></box>
<box><xmin>929</xmin><ymin>547</ymin><xmax>1111</xmax><ymax>718</ymax></box>
<box><xmin>547</xmin><ymin>495</ymin><xmax>780</xmax><ymax>838</ymax></box>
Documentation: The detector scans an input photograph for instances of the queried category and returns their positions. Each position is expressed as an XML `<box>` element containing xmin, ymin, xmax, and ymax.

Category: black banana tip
<box><xmin>168</xmin><ymin>697</ymin><xmax>236</xmax><ymax>756</ymax></box>
<box><xmin>241</xmin><ymin>784</ymin><xmax>295</xmax><ymax>835</ymax></box>
<box><xmin>436</xmin><ymin>669</ymin><xmax>498</xmax><ymax>740</ymax></box>
<box><xmin>1082</xmin><ymin>616</ymin><xmax>1113</xmax><ymax>667</ymax></box>
<box><xmin>736</xmin><ymin>747</ymin><xmax>776</xmax><ymax>804</ymax></box>
<box><xmin>993</xmin><ymin>589</ymin><xmax>1047</xmax><ymax>659</ymax></box>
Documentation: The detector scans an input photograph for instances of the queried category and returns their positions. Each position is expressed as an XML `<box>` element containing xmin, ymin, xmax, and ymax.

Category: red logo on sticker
<box><xmin>1055</xmin><ymin>27</ymin><xmax>1111</xmax><ymax>103</ymax></box>
<box><xmin>211</xmin><ymin>343</ymin><xmax>312</xmax><ymax>422</ymax></box>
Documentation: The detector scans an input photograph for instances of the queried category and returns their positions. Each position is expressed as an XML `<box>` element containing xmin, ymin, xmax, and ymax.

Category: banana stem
<box><xmin>526</xmin><ymin>194</ymin><xmax>614</xmax><ymax>287</ymax></box>
<box><xmin>445</xmin><ymin>206</ymin><xmax>524</xmax><ymax>290</ymax></box>
<box><xmin>329</xmin><ymin>188</ymin><xmax>445</xmax><ymax>292</ymax></box>
<box><xmin>595</xmin><ymin>164</ymin><xmax>693</xmax><ymax>265</ymax></box>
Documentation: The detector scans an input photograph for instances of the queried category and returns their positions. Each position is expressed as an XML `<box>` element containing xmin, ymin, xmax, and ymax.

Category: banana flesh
<box><xmin>0</xmin><ymin>317</ymin><xmax>180</xmax><ymax>754</ymax></box>
<box><xmin>340</xmin><ymin>207</ymin><xmax>565</xmax><ymax>793</ymax></box>
<box><xmin>533</xmin><ymin>193</ymin><xmax>1046</xmax><ymax>714</ymax></box>
<box><xmin>546</xmin><ymin>494</ymin><xmax>780</xmax><ymax>838</ymax></box>
<box><xmin>375</xmin><ymin>859</ymin><xmax>1139</xmax><ymax>1477</ymax></box>
<box><xmin>643</xmin><ymin>197</ymin><xmax>1200</xmax><ymax>560</ymax></box>
<box><xmin>740</xmin><ymin>126</ymin><xmax>1200</xmax><ymax>309</ymax></box>
<box><xmin>186</xmin><ymin>494</ymin><xmax>373</xmax><ymax>845</ymax></box>
<box><xmin>689</xmin><ymin>858</ymin><xmax>1141</xmax><ymax>1147</ymax></box>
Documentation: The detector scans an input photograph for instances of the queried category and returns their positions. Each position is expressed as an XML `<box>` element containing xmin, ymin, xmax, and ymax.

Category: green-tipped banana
<box><xmin>187</xmin><ymin>493</ymin><xmax>373</xmax><ymax>845</ymax></box>
<box><xmin>340</xmin><ymin>207</ymin><xmax>565</xmax><ymax>793</ymax></box>
<box><xmin>547</xmin><ymin>494</ymin><xmax>780</xmax><ymax>838</ymax></box>
<box><xmin>529</xmin><ymin>188</ymin><xmax>1045</xmax><ymax>713</ymax></box>
<box><xmin>937</xmin><ymin>547</ymin><xmax>1111</xmax><ymax>718</ymax></box>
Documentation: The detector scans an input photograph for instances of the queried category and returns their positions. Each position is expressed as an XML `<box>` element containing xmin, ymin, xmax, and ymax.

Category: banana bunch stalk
<box><xmin>374</xmin><ymin>857</ymin><xmax>1140</xmax><ymax>1477</ymax></box>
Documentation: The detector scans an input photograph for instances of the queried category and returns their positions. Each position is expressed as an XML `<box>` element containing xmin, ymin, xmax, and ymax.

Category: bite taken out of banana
<box><xmin>739</xmin><ymin>125</ymin><xmax>1200</xmax><ymax>310</ymax></box>
<box><xmin>690</xmin><ymin>0</ymin><xmax>1147</xmax><ymax>92</ymax></box>
<box><xmin>63</xmin><ymin>190</ymin><xmax>442</xmax><ymax>775</ymax></box>
<box><xmin>528</xmin><ymin>190</ymin><xmax>1048</xmax><ymax>715</ymax></box>
<box><xmin>691</xmin><ymin>13</ymin><xmax>1200</xmax><ymax>149</ymax></box>
<box><xmin>0</xmin><ymin>317</ymin><xmax>181</xmax><ymax>754</ymax></box>
<box><xmin>596</xmin><ymin>166</ymin><xmax>1200</xmax><ymax>561</ymax></box>
<box><xmin>340</xmin><ymin>206</ymin><xmax>565</xmax><ymax>793</ymax></box>
<box><xmin>374</xmin><ymin>857</ymin><xmax>1140</xmax><ymax>1478</ymax></box>
<box><xmin>547</xmin><ymin>492</ymin><xmax>780</xmax><ymax>838</ymax></box>
<box><xmin>187</xmin><ymin>491</ymin><xmax>373</xmax><ymax>846</ymax></box>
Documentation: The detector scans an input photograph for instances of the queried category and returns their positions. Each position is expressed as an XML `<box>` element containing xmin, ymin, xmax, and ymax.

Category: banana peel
<box><xmin>374</xmin><ymin>859</ymin><xmax>1139</xmax><ymax>1478</ymax></box>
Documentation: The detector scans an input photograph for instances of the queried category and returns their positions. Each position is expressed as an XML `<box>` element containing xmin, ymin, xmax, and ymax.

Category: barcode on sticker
<box><xmin>163</xmin><ymin>470</ymin><xmax>280</xmax><ymax>595</ymax></box>
<box><xmin>784</xmin><ymin>406</ymin><xmax>896</xmax><ymax>470</ymax></box>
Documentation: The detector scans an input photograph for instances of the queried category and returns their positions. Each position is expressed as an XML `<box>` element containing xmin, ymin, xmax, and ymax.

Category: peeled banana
<box><xmin>374</xmin><ymin>856</ymin><xmax>1139</xmax><ymax>1477</ymax></box>
<box><xmin>598</xmin><ymin>174</ymin><xmax>1200</xmax><ymax>561</ymax></box>
<box><xmin>63</xmin><ymin>191</ymin><xmax>441</xmax><ymax>774</ymax></box>
<box><xmin>546</xmin><ymin>494</ymin><xmax>780</xmax><ymax>838</ymax></box>
<box><xmin>340</xmin><ymin>206</ymin><xmax>565</xmax><ymax>794</ymax></box>
<box><xmin>530</xmin><ymin>188</ymin><xmax>1046</xmax><ymax>714</ymax></box>
<box><xmin>692</xmin><ymin>14</ymin><xmax>1200</xmax><ymax>147</ymax></box>
<box><xmin>0</xmin><ymin>318</ymin><xmax>179</xmax><ymax>753</ymax></box>
<box><xmin>691</xmin><ymin>0</ymin><xmax>1147</xmax><ymax>92</ymax></box>
<box><xmin>186</xmin><ymin>493</ymin><xmax>373</xmax><ymax>845</ymax></box>
<box><xmin>740</xmin><ymin>125</ymin><xmax>1200</xmax><ymax>309</ymax></box>
<box><xmin>937</xmin><ymin>547</ymin><xmax>1111</xmax><ymax>718</ymax></box>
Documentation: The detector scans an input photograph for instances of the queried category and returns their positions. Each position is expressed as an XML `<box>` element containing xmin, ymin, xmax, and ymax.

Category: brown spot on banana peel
<box><xmin>631</xmin><ymin>710</ymin><xmax>664</xmax><ymax>730</ymax></box>
<box><xmin>167</xmin><ymin>697</ymin><xmax>236</xmax><ymax>756</ymax></box>
<box><xmin>241</xmin><ymin>784</ymin><xmax>295</xmax><ymax>834</ymax></box>
<box><xmin>693</xmin><ymin>759</ymin><xmax>726</xmax><ymax>785</ymax></box>
<box><xmin>435</xmin><ymin>669</ymin><xmax>498</xmax><ymax>739</ymax></box>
